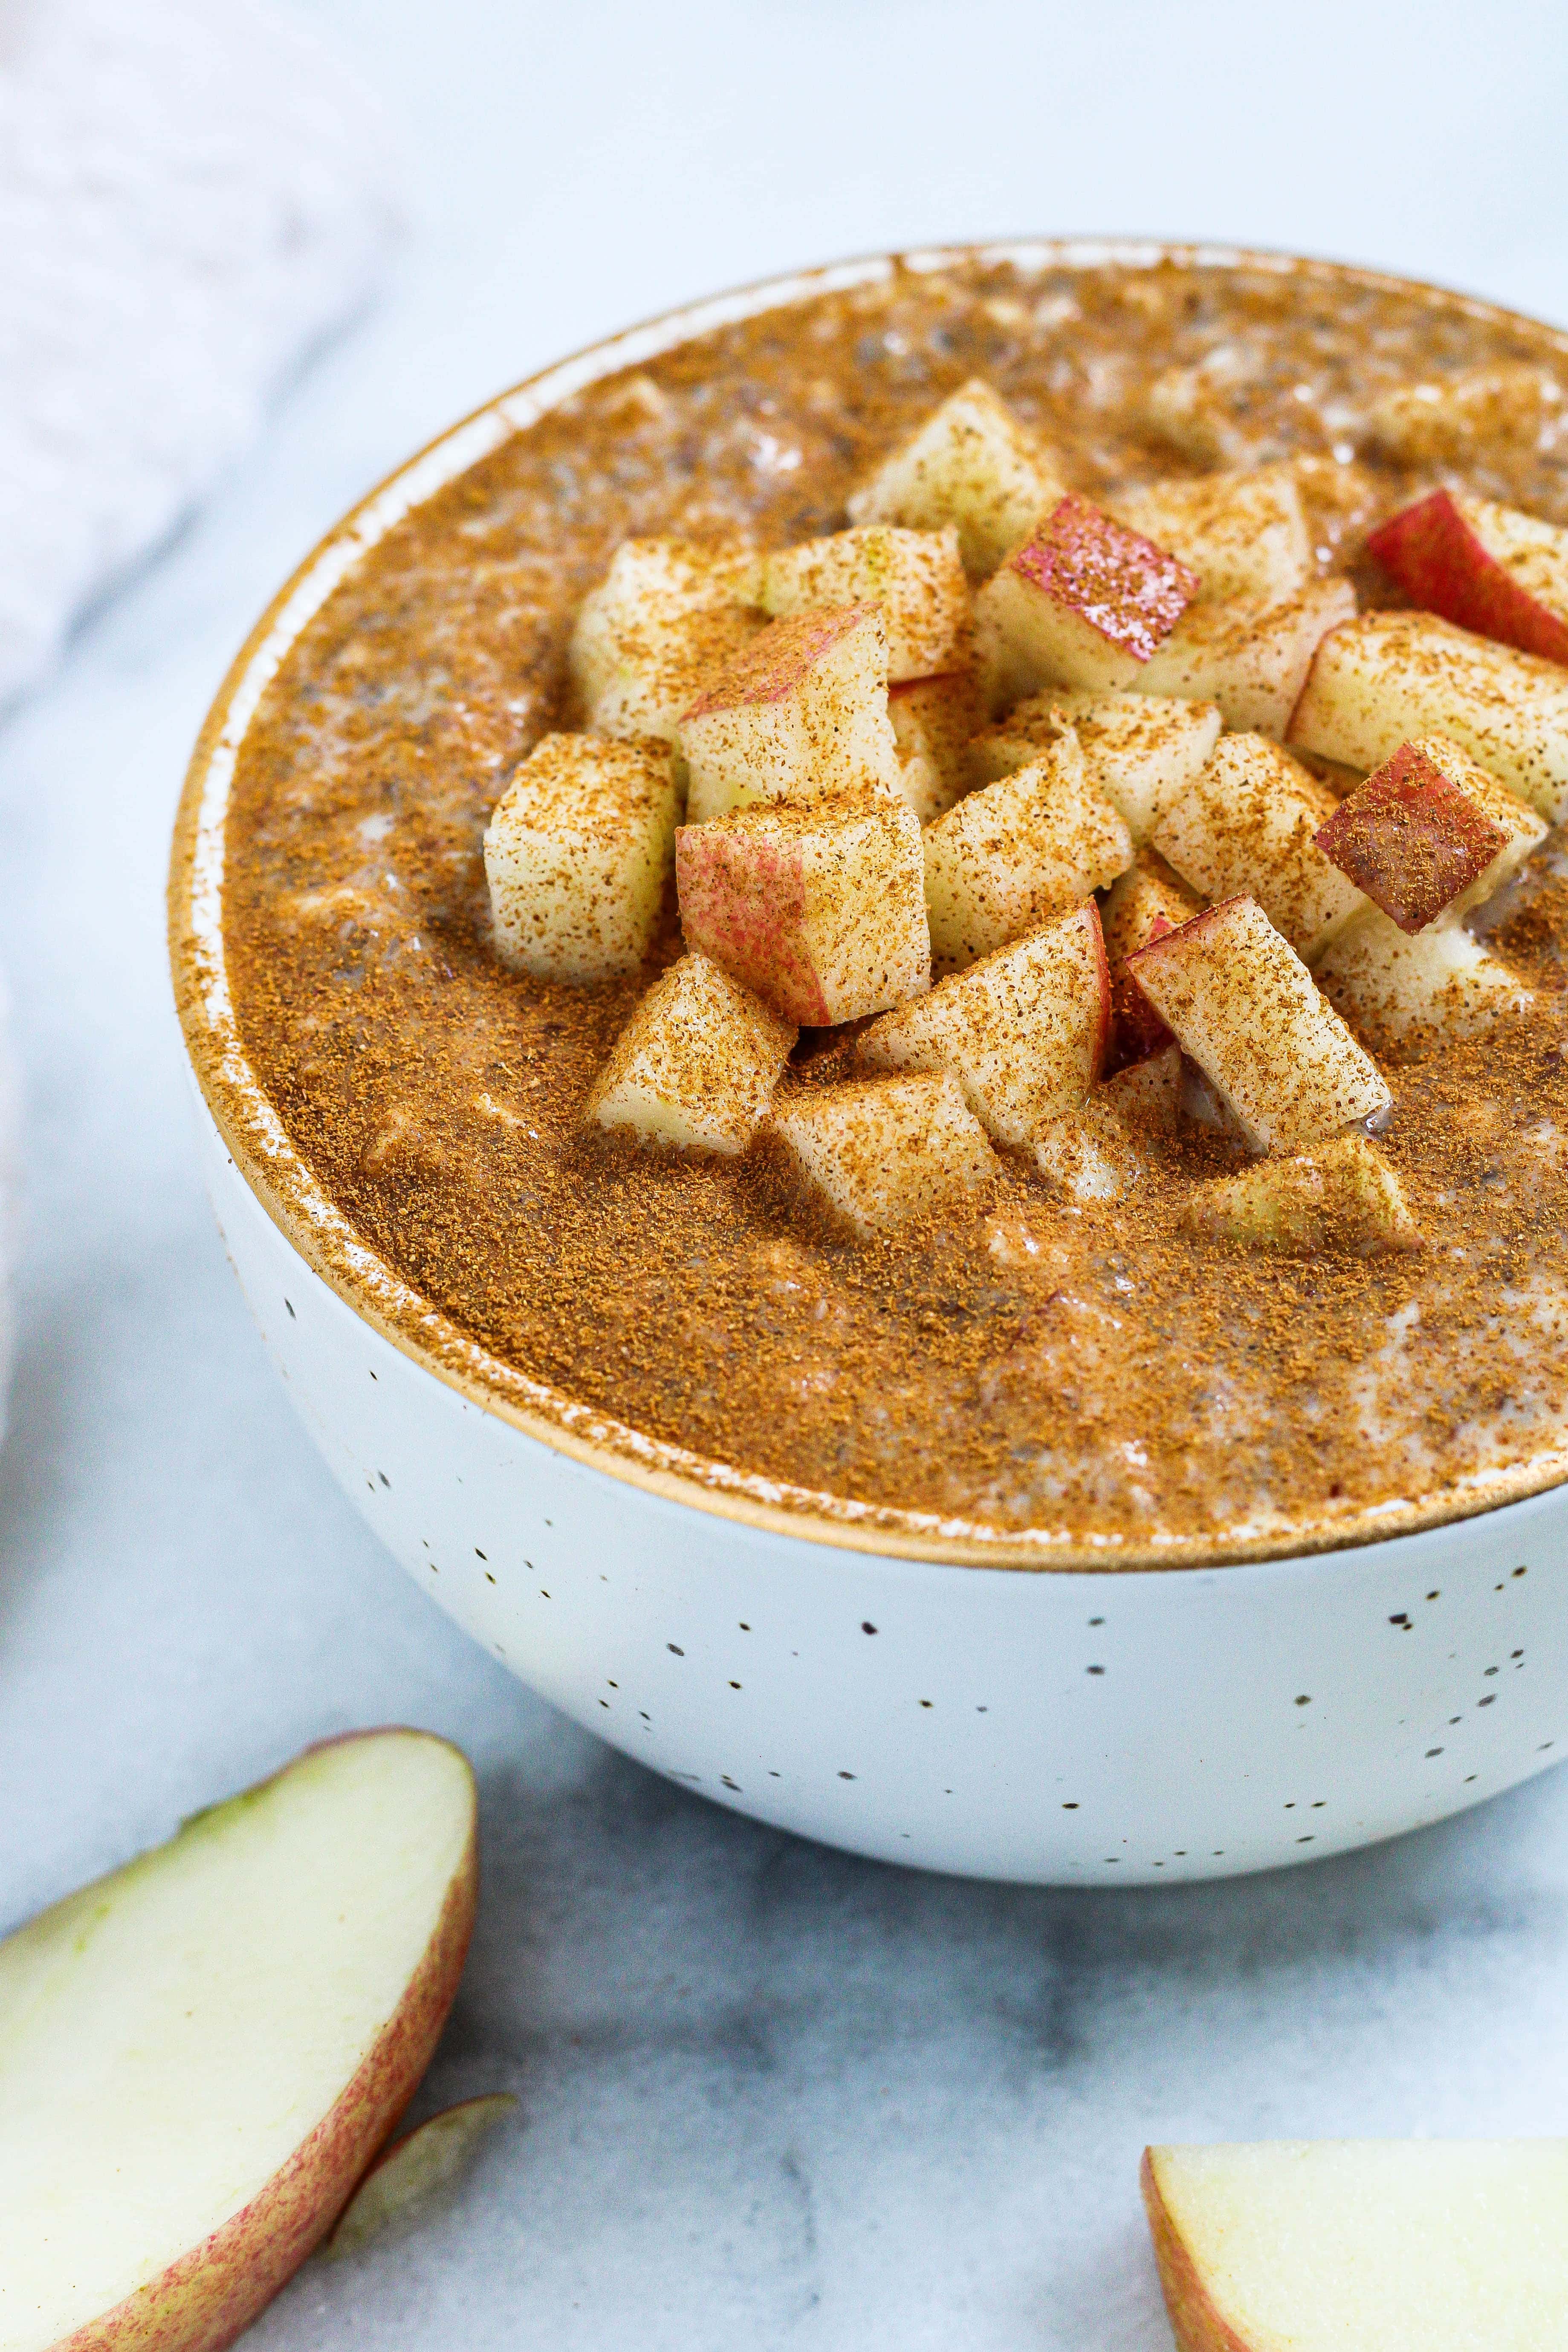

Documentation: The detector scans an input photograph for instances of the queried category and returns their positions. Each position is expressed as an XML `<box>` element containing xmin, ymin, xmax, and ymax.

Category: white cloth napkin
<box><xmin>0</xmin><ymin>0</ymin><xmax>400</xmax><ymax>712</ymax></box>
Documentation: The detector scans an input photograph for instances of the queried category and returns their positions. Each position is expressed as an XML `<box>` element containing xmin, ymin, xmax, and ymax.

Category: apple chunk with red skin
<box><xmin>975</xmin><ymin>493</ymin><xmax>1200</xmax><ymax>699</ymax></box>
<box><xmin>678</xmin><ymin>602</ymin><xmax>901</xmax><ymax>822</ymax></box>
<box><xmin>1143</xmin><ymin>2140</ymin><xmax>1568</xmax><ymax>2352</ymax></box>
<box><xmin>677</xmin><ymin>793</ymin><xmax>929</xmax><ymax>1024</ymax></box>
<box><xmin>1369</xmin><ymin>486</ymin><xmax>1568</xmax><ymax>665</ymax></box>
<box><xmin>0</xmin><ymin>1730</ymin><xmax>476</xmax><ymax>2352</ymax></box>
<box><xmin>1315</xmin><ymin>735</ymin><xmax>1542</xmax><ymax>934</ymax></box>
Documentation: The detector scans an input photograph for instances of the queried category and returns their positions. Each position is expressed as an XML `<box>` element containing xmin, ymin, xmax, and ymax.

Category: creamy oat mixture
<box><xmin>219</xmin><ymin>255</ymin><xmax>1568</xmax><ymax>1554</ymax></box>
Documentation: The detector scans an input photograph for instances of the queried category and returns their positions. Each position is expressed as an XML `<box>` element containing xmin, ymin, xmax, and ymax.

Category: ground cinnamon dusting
<box><xmin>222</xmin><ymin>255</ymin><xmax>1568</xmax><ymax>1550</ymax></box>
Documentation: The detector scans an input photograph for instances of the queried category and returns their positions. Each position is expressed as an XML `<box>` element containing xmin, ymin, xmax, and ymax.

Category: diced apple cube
<box><xmin>1101</xmin><ymin>1040</ymin><xmax>1184</xmax><ymax>1128</ymax></box>
<box><xmin>1113</xmin><ymin>464</ymin><xmax>1312</xmax><ymax>602</ymax></box>
<box><xmin>484</xmin><ymin>733</ymin><xmax>678</xmax><ymax>981</ymax></box>
<box><xmin>923</xmin><ymin>728</ymin><xmax>1133</xmax><ymax>969</ymax></box>
<box><xmin>759</xmin><ymin>526</ymin><xmax>969</xmax><ymax>680</ymax></box>
<box><xmin>587</xmin><ymin>952</ymin><xmax>796</xmax><ymax>1152</ymax></box>
<box><xmin>1032</xmin><ymin>1100</ymin><xmax>1142</xmax><ymax>1202</ymax></box>
<box><xmin>770</xmin><ymin>1070</ymin><xmax>998</xmax><ymax>1237</ymax></box>
<box><xmin>1101</xmin><ymin>853</ymin><xmax>1206</xmax><ymax>1066</ymax></box>
<box><xmin>1287</xmin><ymin>609</ymin><xmax>1568</xmax><ymax>823</ymax></box>
<box><xmin>679</xmin><ymin>603</ymin><xmax>901</xmax><ymax>822</ymax></box>
<box><xmin>1313</xmin><ymin>905</ymin><xmax>1535</xmax><ymax>1059</ymax></box>
<box><xmin>968</xmin><ymin>691</ymin><xmax>1222</xmax><ymax>845</ymax></box>
<box><xmin>1126</xmin><ymin>897</ymin><xmax>1391</xmax><ymax>1153</ymax></box>
<box><xmin>569</xmin><ymin>538</ymin><xmax>761</xmax><ymax>746</ymax></box>
<box><xmin>1152</xmin><ymin>733</ymin><xmax>1367</xmax><ymax>962</ymax></box>
<box><xmin>1315</xmin><ymin>735</ymin><xmax>1545</xmax><ymax>933</ymax></box>
<box><xmin>1142</xmin><ymin>350</ymin><xmax>1259</xmax><ymax>467</ymax></box>
<box><xmin>1181</xmin><ymin>1135</ymin><xmax>1418</xmax><ymax>1255</ymax></box>
<box><xmin>1368</xmin><ymin>488</ymin><xmax>1568</xmax><ymax>667</ymax></box>
<box><xmin>675</xmin><ymin>793</ymin><xmax>929</xmax><ymax>1024</ymax></box>
<box><xmin>1131</xmin><ymin>581</ymin><xmax>1357</xmax><ymax>737</ymax></box>
<box><xmin>846</xmin><ymin>378</ymin><xmax>1066</xmax><ymax>579</ymax></box>
<box><xmin>888</xmin><ymin>669</ymin><xmax>983</xmax><ymax>825</ymax></box>
<box><xmin>1366</xmin><ymin>362</ymin><xmax>1561</xmax><ymax>465</ymax></box>
<box><xmin>973</xmin><ymin>494</ymin><xmax>1199</xmax><ymax>699</ymax></box>
<box><xmin>856</xmin><ymin>904</ymin><xmax>1108</xmax><ymax>1146</ymax></box>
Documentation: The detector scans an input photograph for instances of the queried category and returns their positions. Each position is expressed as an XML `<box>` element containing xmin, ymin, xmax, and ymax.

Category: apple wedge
<box><xmin>1181</xmin><ymin>1134</ymin><xmax>1418</xmax><ymax>1255</ymax></box>
<box><xmin>771</xmin><ymin>1070</ymin><xmax>998</xmax><ymax>1237</ymax></box>
<box><xmin>1126</xmin><ymin>896</ymin><xmax>1391</xmax><ymax>1153</ymax></box>
<box><xmin>569</xmin><ymin>537</ymin><xmax>761</xmax><ymax>747</ymax></box>
<box><xmin>1368</xmin><ymin>487</ymin><xmax>1568</xmax><ymax>666</ymax></box>
<box><xmin>966</xmin><ymin>691</ymin><xmax>1221</xmax><ymax>847</ymax></box>
<box><xmin>1315</xmin><ymin>735</ymin><xmax>1545</xmax><ymax>933</ymax></box>
<box><xmin>675</xmin><ymin>793</ymin><xmax>929</xmax><ymax>1024</ymax></box>
<box><xmin>484</xmin><ymin>733</ymin><xmax>678</xmax><ymax>982</ymax></box>
<box><xmin>846</xmin><ymin>377</ymin><xmax>1066</xmax><ymax>578</ymax></box>
<box><xmin>0</xmin><ymin>1730</ymin><xmax>477</xmax><ymax>2352</ymax></box>
<box><xmin>1314</xmin><ymin>906</ymin><xmax>1534</xmax><ymax>1059</ymax></box>
<box><xmin>856</xmin><ymin>904</ymin><xmax>1108</xmax><ymax>1145</ymax></box>
<box><xmin>1114</xmin><ymin>464</ymin><xmax>1312</xmax><ymax>602</ymax></box>
<box><xmin>1143</xmin><ymin>2140</ymin><xmax>1568</xmax><ymax>2352</ymax></box>
<box><xmin>1152</xmin><ymin>732</ymin><xmax>1367</xmax><ymax>963</ymax></box>
<box><xmin>974</xmin><ymin>493</ymin><xmax>1200</xmax><ymax>698</ymax></box>
<box><xmin>758</xmin><ymin>525</ymin><xmax>969</xmax><ymax>680</ymax></box>
<box><xmin>679</xmin><ymin>603</ymin><xmax>902</xmax><ymax>822</ymax></box>
<box><xmin>1366</xmin><ymin>360</ymin><xmax>1562</xmax><ymax>463</ymax></box>
<box><xmin>1133</xmin><ymin>580</ymin><xmax>1357</xmax><ymax>737</ymax></box>
<box><xmin>1288</xmin><ymin>609</ymin><xmax>1568</xmax><ymax>823</ymax></box>
<box><xmin>587</xmin><ymin>952</ymin><xmax>796</xmax><ymax>1152</ymax></box>
<box><xmin>923</xmin><ymin>728</ymin><xmax>1132</xmax><ymax>969</ymax></box>
<box><xmin>887</xmin><ymin>669</ymin><xmax>983</xmax><ymax>825</ymax></box>
<box><xmin>327</xmin><ymin>2094</ymin><xmax>516</xmax><ymax>2259</ymax></box>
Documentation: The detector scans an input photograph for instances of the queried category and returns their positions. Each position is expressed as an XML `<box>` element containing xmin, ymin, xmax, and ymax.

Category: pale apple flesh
<box><xmin>0</xmin><ymin>1730</ymin><xmax>478</xmax><ymax>2352</ymax></box>
<box><xmin>1143</xmin><ymin>2140</ymin><xmax>1568</xmax><ymax>2352</ymax></box>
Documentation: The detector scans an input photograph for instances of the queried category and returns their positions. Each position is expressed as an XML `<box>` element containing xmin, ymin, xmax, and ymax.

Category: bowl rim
<box><xmin>168</xmin><ymin>233</ymin><xmax>1568</xmax><ymax>1574</ymax></box>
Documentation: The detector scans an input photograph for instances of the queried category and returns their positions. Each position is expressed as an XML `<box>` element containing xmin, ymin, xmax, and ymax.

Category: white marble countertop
<box><xmin>5</xmin><ymin>2</ymin><xmax>1568</xmax><ymax>2342</ymax></box>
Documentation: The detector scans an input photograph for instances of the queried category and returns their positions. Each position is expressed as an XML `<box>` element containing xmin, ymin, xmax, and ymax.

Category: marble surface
<box><xmin>4</xmin><ymin>1</ymin><xmax>1568</xmax><ymax>2342</ymax></box>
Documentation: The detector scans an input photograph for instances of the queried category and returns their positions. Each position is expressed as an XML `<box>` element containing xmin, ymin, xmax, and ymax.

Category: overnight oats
<box><xmin>214</xmin><ymin>252</ymin><xmax>1568</xmax><ymax>1562</ymax></box>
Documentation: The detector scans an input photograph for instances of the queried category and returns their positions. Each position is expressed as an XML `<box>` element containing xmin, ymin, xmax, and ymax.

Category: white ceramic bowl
<box><xmin>171</xmin><ymin>241</ymin><xmax>1568</xmax><ymax>1885</ymax></box>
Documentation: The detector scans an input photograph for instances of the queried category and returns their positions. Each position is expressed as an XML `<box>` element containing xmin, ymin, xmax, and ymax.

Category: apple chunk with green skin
<box><xmin>1314</xmin><ymin>735</ymin><xmax>1543</xmax><ymax>934</ymax></box>
<box><xmin>587</xmin><ymin>952</ymin><xmax>796</xmax><ymax>1153</ymax></box>
<box><xmin>1368</xmin><ymin>486</ymin><xmax>1568</xmax><ymax>666</ymax></box>
<box><xmin>1127</xmin><ymin>896</ymin><xmax>1391</xmax><ymax>1154</ymax></box>
<box><xmin>846</xmin><ymin>377</ymin><xmax>1065</xmax><ymax>579</ymax></box>
<box><xmin>923</xmin><ymin>728</ymin><xmax>1132</xmax><ymax>970</ymax></box>
<box><xmin>679</xmin><ymin>602</ymin><xmax>901</xmax><ymax>822</ymax></box>
<box><xmin>856</xmin><ymin>905</ymin><xmax>1108</xmax><ymax>1146</ymax></box>
<box><xmin>1143</xmin><ymin>2140</ymin><xmax>1568</xmax><ymax>2352</ymax></box>
<box><xmin>484</xmin><ymin>733</ymin><xmax>677</xmax><ymax>982</ymax></box>
<box><xmin>975</xmin><ymin>493</ymin><xmax>1199</xmax><ymax>699</ymax></box>
<box><xmin>0</xmin><ymin>1730</ymin><xmax>477</xmax><ymax>2352</ymax></box>
<box><xmin>676</xmin><ymin>793</ymin><xmax>929</xmax><ymax>1024</ymax></box>
<box><xmin>771</xmin><ymin>1070</ymin><xmax>998</xmax><ymax>1238</ymax></box>
<box><xmin>758</xmin><ymin>526</ymin><xmax>969</xmax><ymax>680</ymax></box>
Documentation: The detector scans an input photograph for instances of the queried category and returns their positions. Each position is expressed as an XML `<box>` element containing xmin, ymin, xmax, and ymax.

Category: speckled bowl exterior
<box><xmin>171</xmin><ymin>243</ymin><xmax>1568</xmax><ymax>1883</ymax></box>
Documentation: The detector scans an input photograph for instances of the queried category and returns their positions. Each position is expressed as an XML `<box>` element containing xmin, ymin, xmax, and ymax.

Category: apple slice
<box><xmin>1314</xmin><ymin>905</ymin><xmax>1534</xmax><ymax>1059</ymax></box>
<box><xmin>327</xmin><ymin>2094</ymin><xmax>516</xmax><ymax>2259</ymax></box>
<box><xmin>846</xmin><ymin>377</ymin><xmax>1066</xmax><ymax>578</ymax></box>
<box><xmin>587</xmin><ymin>952</ymin><xmax>796</xmax><ymax>1152</ymax></box>
<box><xmin>1182</xmin><ymin>1134</ymin><xmax>1418</xmax><ymax>1255</ymax></box>
<box><xmin>1368</xmin><ymin>488</ymin><xmax>1568</xmax><ymax>666</ymax></box>
<box><xmin>888</xmin><ymin>668</ymin><xmax>983</xmax><ymax>825</ymax></box>
<box><xmin>1288</xmin><ymin>609</ymin><xmax>1568</xmax><ymax>823</ymax></box>
<box><xmin>1315</xmin><ymin>735</ymin><xmax>1545</xmax><ymax>933</ymax></box>
<box><xmin>1127</xmin><ymin>897</ymin><xmax>1391</xmax><ymax>1153</ymax></box>
<box><xmin>771</xmin><ymin>1070</ymin><xmax>998</xmax><ymax>1237</ymax></box>
<box><xmin>856</xmin><ymin>904</ymin><xmax>1108</xmax><ymax>1145</ymax></box>
<box><xmin>679</xmin><ymin>603</ymin><xmax>902</xmax><ymax>823</ymax></box>
<box><xmin>1114</xmin><ymin>464</ymin><xmax>1312</xmax><ymax>602</ymax></box>
<box><xmin>675</xmin><ymin>793</ymin><xmax>929</xmax><ymax>1024</ymax></box>
<box><xmin>967</xmin><ymin>691</ymin><xmax>1221</xmax><ymax>847</ymax></box>
<box><xmin>1143</xmin><ymin>2139</ymin><xmax>1568</xmax><ymax>2352</ymax></box>
<box><xmin>922</xmin><ymin>727</ymin><xmax>1133</xmax><ymax>969</ymax></box>
<box><xmin>0</xmin><ymin>1731</ymin><xmax>476</xmax><ymax>2352</ymax></box>
<box><xmin>569</xmin><ymin>537</ymin><xmax>761</xmax><ymax>747</ymax></box>
<box><xmin>1152</xmin><ymin>732</ymin><xmax>1367</xmax><ymax>962</ymax></box>
<box><xmin>1132</xmin><ymin>580</ymin><xmax>1357</xmax><ymax>737</ymax></box>
<box><xmin>758</xmin><ymin>525</ymin><xmax>969</xmax><ymax>680</ymax></box>
<box><xmin>974</xmin><ymin>493</ymin><xmax>1200</xmax><ymax>698</ymax></box>
<box><xmin>484</xmin><ymin>733</ymin><xmax>677</xmax><ymax>982</ymax></box>
<box><xmin>1366</xmin><ymin>360</ymin><xmax>1562</xmax><ymax>463</ymax></box>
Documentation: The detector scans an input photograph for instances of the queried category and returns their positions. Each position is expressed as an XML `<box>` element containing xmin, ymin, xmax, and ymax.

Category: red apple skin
<box><xmin>1314</xmin><ymin>739</ymin><xmax>1509</xmax><ymax>933</ymax></box>
<box><xmin>1367</xmin><ymin>489</ymin><xmax>1568</xmax><ymax>666</ymax></box>
<box><xmin>1014</xmin><ymin>495</ymin><xmax>1200</xmax><ymax>660</ymax></box>
<box><xmin>682</xmin><ymin>602</ymin><xmax>876</xmax><ymax>717</ymax></box>
<box><xmin>1108</xmin><ymin>912</ymin><xmax>1175</xmax><ymax>1072</ymax></box>
<box><xmin>54</xmin><ymin>1731</ymin><xmax>478</xmax><ymax>2352</ymax></box>
<box><xmin>1140</xmin><ymin>2149</ymin><xmax>1252</xmax><ymax>2352</ymax></box>
<box><xmin>675</xmin><ymin>825</ymin><xmax>832</xmax><ymax>1024</ymax></box>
